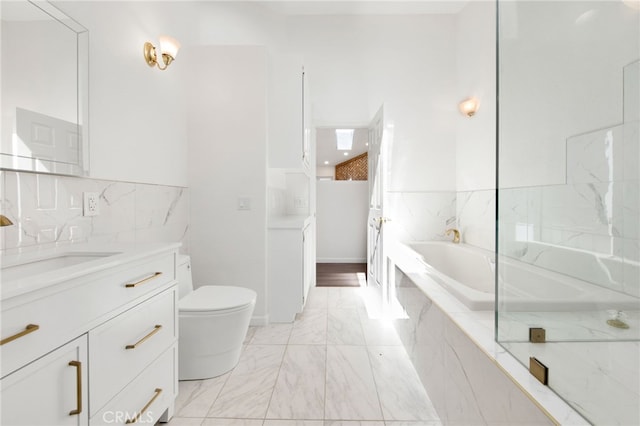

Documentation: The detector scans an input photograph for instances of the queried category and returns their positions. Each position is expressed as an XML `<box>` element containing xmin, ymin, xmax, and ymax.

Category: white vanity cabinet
<box><xmin>0</xmin><ymin>244</ymin><xmax>179</xmax><ymax>426</ymax></box>
<box><xmin>1</xmin><ymin>335</ymin><xmax>89</xmax><ymax>425</ymax></box>
<box><xmin>268</xmin><ymin>217</ymin><xmax>313</xmax><ymax>322</ymax></box>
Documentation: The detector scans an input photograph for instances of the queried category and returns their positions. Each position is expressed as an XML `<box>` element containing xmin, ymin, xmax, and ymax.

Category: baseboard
<box><xmin>317</xmin><ymin>258</ymin><xmax>366</xmax><ymax>263</ymax></box>
<box><xmin>250</xmin><ymin>315</ymin><xmax>269</xmax><ymax>326</ymax></box>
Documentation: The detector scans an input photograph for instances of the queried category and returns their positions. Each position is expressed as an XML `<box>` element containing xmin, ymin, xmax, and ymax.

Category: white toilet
<box><xmin>177</xmin><ymin>255</ymin><xmax>256</xmax><ymax>380</ymax></box>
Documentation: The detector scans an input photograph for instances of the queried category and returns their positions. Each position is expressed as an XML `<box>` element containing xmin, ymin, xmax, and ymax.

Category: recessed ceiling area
<box><xmin>316</xmin><ymin>127</ymin><xmax>368</xmax><ymax>167</ymax></box>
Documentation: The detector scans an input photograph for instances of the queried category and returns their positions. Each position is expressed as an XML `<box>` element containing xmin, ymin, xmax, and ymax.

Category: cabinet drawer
<box><xmin>91</xmin><ymin>346</ymin><xmax>176</xmax><ymax>425</ymax></box>
<box><xmin>1</xmin><ymin>252</ymin><xmax>175</xmax><ymax>378</ymax></box>
<box><xmin>89</xmin><ymin>289</ymin><xmax>177</xmax><ymax>417</ymax></box>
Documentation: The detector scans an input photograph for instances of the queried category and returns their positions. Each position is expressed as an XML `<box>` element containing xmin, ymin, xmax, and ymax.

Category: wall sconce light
<box><xmin>458</xmin><ymin>97</ymin><xmax>479</xmax><ymax>117</ymax></box>
<box><xmin>143</xmin><ymin>35</ymin><xmax>180</xmax><ymax>70</ymax></box>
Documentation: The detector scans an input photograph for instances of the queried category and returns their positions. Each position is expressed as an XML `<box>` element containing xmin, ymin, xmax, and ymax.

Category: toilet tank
<box><xmin>177</xmin><ymin>255</ymin><xmax>194</xmax><ymax>300</ymax></box>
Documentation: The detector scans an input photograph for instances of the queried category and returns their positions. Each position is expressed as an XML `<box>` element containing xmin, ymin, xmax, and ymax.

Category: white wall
<box><xmin>285</xmin><ymin>14</ymin><xmax>459</xmax><ymax>192</ymax></box>
<box><xmin>499</xmin><ymin>0</ymin><xmax>640</xmax><ymax>188</ymax></box>
<box><xmin>53</xmin><ymin>1</ymin><xmax>188</xmax><ymax>187</ymax></box>
<box><xmin>456</xmin><ymin>0</ymin><xmax>497</xmax><ymax>192</ymax></box>
<box><xmin>54</xmin><ymin>1</ymin><xmax>290</xmax><ymax>187</ymax></box>
<box><xmin>454</xmin><ymin>0</ymin><xmax>497</xmax><ymax>251</ymax></box>
<box><xmin>316</xmin><ymin>166</ymin><xmax>335</xmax><ymax>179</ymax></box>
<box><xmin>317</xmin><ymin>181</ymin><xmax>368</xmax><ymax>262</ymax></box>
<box><xmin>184</xmin><ymin>46</ymin><xmax>268</xmax><ymax>322</ymax></box>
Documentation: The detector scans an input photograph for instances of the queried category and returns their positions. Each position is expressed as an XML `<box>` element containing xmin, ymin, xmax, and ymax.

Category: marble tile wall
<box><xmin>498</xmin><ymin>61</ymin><xmax>639</xmax><ymax>297</ymax></box>
<box><xmin>499</xmin><ymin>123</ymin><xmax>639</xmax><ymax>296</ymax></box>
<box><xmin>0</xmin><ymin>170</ymin><xmax>189</xmax><ymax>253</ymax></box>
<box><xmin>387</xmin><ymin>191</ymin><xmax>456</xmax><ymax>243</ymax></box>
<box><xmin>387</xmin><ymin>190</ymin><xmax>495</xmax><ymax>252</ymax></box>
<box><xmin>457</xmin><ymin>189</ymin><xmax>495</xmax><ymax>252</ymax></box>
<box><xmin>392</xmin><ymin>267</ymin><xmax>553</xmax><ymax>425</ymax></box>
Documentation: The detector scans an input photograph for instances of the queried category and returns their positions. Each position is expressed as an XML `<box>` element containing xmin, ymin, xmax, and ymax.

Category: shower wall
<box><xmin>497</xmin><ymin>2</ymin><xmax>639</xmax><ymax>425</ymax></box>
<box><xmin>500</xmin><ymin>61</ymin><xmax>639</xmax><ymax>299</ymax></box>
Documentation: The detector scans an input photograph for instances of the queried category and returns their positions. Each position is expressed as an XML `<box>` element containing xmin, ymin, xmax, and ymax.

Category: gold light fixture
<box><xmin>458</xmin><ymin>97</ymin><xmax>479</xmax><ymax>117</ymax></box>
<box><xmin>143</xmin><ymin>35</ymin><xmax>180</xmax><ymax>71</ymax></box>
<box><xmin>0</xmin><ymin>214</ymin><xmax>14</xmax><ymax>227</ymax></box>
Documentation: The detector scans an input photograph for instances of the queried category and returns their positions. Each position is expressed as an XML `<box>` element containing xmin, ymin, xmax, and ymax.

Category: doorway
<box><xmin>315</xmin><ymin>126</ymin><xmax>369</xmax><ymax>287</ymax></box>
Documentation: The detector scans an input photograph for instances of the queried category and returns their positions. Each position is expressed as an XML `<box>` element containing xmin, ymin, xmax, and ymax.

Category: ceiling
<box><xmin>316</xmin><ymin>127</ymin><xmax>369</xmax><ymax>167</ymax></box>
<box><xmin>260</xmin><ymin>1</ymin><xmax>469</xmax><ymax>16</ymax></box>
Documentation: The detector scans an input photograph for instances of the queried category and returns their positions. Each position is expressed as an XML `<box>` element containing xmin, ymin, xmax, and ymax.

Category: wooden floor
<box><xmin>316</xmin><ymin>263</ymin><xmax>367</xmax><ymax>287</ymax></box>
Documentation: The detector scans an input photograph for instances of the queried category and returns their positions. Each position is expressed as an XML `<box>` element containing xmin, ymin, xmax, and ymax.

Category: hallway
<box><xmin>168</xmin><ymin>286</ymin><xmax>440</xmax><ymax>425</ymax></box>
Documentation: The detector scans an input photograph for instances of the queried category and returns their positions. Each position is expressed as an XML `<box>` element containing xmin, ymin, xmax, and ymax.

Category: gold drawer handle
<box><xmin>0</xmin><ymin>324</ymin><xmax>40</xmax><ymax>346</ymax></box>
<box><xmin>125</xmin><ymin>272</ymin><xmax>163</xmax><ymax>288</ymax></box>
<box><xmin>68</xmin><ymin>360</ymin><xmax>82</xmax><ymax>415</ymax></box>
<box><xmin>125</xmin><ymin>325</ymin><xmax>162</xmax><ymax>350</ymax></box>
<box><xmin>125</xmin><ymin>388</ymin><xmax>163</xmax><ymax>424</ymax></box>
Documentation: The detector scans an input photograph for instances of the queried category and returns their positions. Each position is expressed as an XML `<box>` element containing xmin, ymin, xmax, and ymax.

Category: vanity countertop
<box><xmin>0</xmin><ymin>242</ymin><xmax>180</xmax><ymax>301</ymax></box>
<box><xmin>268</xmin><ymin>215</ymin><xmax>312</xmax><ymax>230</ymax></box>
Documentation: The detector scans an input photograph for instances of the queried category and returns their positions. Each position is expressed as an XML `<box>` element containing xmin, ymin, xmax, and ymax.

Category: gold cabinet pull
<box><xmin>68</xmin><ymin>360</ymin><xmax>82</xmax><ymax>415</ymax></box>
<box><xmin>125</xmin><ymin>325</ymin><xmax>162</xmax><ymax>350</ymax></box>
<box><xmin>125</xmin><ymin>272</ymin><xmax>163</xmax><ymax>288</ymax></box>
<box><xmin>125</xmin><ymin>388</ymin><xmax>162</xmax><ymax>424</ymax></box>
<box><xmin>0</xmin><ymin>324</ymin><xmax>39</xmax><ymax>346</ymax></box>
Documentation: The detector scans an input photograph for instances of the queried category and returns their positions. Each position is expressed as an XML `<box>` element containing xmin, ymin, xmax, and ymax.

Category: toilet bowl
<box><xmin>177</xmin><ymin>255</ymin><xmax>256</xmax><ymax>380</ymax></box>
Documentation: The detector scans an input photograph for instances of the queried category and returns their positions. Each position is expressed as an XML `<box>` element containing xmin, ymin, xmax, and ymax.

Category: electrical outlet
<box><xmin>83</xmin><ymin>192</ymin><xmax>99</xmax><ymax>216</ymax></box>
<box><xmin>294</xmin><ymin>196</ymin><xmax>307</xmax><ymax>208</ymax></box>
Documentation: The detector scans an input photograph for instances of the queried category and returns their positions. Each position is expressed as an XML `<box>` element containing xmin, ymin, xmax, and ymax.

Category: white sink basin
<box><xmin>1</xmin><ymin>252</ymin><xmax>121</xmax><ymax>282</ymax></box>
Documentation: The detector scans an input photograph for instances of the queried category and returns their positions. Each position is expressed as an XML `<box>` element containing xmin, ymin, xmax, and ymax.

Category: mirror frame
<box><xmin>0</xmin><ymin>0</ymin><xmax>89</xmax><ymax>176</ymax></box>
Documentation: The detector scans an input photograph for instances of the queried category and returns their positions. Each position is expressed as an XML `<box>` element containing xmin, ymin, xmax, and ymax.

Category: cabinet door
<box><xmin>302</xmin><ymin>224</ymin><xmax>313</xmax><ymax>306</ymax></box>
<box><xmin>1</xmin><ymin>335</ymin><xmax>88</xmax><ymax>426</ymax></box>
<box><xmin>268</xmin><ymin>54</ymin><xmax>304</xmax><ymax>168</ymax></box>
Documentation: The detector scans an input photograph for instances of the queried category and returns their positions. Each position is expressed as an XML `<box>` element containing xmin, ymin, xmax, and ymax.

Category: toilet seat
<box><xmin>179</xmin><ymin>285</ymin><xmax>256</xmax><ymax>313</ymax></box>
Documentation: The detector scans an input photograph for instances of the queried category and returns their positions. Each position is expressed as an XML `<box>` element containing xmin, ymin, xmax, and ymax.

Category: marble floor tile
<box><xmin>249</xmin><ymin>323</ymin><xmax>293</xmax><ymax>345</ymax></box>
<box><xmin>327</xmin><ymin>308</ymin><xmax>366</xmax><ymax>345</ymax></box>
<box><xmin>267</xmin><ymin>345</ymin><xmax>326</xmax><ymax>419</ymax></box>
<box><xmin>165</xmin><ymin>417</ymin><xmax>204</xmax><ymax>426</ymax></box>
<box><xmin>360</xmin><ymin>317</ymin><xmax>403</xmax><ymax>346</ymax></box>
<box><xmin>328</xmin><ymin>287</ymin><xmax>366</xmax><ymax>309</ymax></box>
<box><xmin>289</xmin><ymin>308</ymin><xmax>328</xmax><ymax>345</ymax></box>
<box><xmin>201</xmin><ymin>419</ymin><xmax>263</xmax><ymax>426</ymax></box>
<box><xmin>243</xmin><ymin>326</ymin><xmax>257</xmax><ymax>345</ymax></box>
<box><xmin>325</xmin><ymin>345</ymin><xmax>383</xmax><ymax>420</ymax></box>
<box><xmin>174</xmin><ymin>375</ymin><xmax>230</xmax><ymax>417</ymax></box>
<box><xmin>306</xmin><ymin>287</ymin><xmax>330</xmax><ymax>309</ymax></box>
<box><xmin>367</xmin><ymin>346</ymin><xmax>439</xmax><ymax>421</ymax></box>
<box><xmin>264</xmin><ymin>420</ymin><xmax>324</xmax><ymax>426</ymax></box>
<box><xmin>167</xmin><ymin>287</ymin><xmax>441</xmax><ymax>426</ymax></box>
<box><xmin>207</xmin><ymin>345</ymin><xmax>286</xmax><ymax>419</ymax></box>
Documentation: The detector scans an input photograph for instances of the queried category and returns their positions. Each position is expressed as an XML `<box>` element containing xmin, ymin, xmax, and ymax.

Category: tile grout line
<box><xmin>261</xmin><ymin>323</ymin><xmax>293</xmax><ymax>423</ymax></box>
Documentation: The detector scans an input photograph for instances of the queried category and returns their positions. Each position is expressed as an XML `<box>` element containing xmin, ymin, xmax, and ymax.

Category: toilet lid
<box><xmin>180</xmin><ymin>285</ymin><xmax>257</xmax><ymax>312</ymax></box>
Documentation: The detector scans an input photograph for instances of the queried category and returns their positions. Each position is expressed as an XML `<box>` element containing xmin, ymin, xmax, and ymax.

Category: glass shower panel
<box><xmin>496</xmin><ymin>1</ymin><xmax>639</xmax><ymax>425</ymax></box>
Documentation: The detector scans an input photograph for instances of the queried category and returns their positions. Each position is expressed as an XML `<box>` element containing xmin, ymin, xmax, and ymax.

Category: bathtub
<box><xmin>403</xmin><ymin>242</ymin><xmax>495</xmax><ymax>310</ymax></box>
<box><xmin>402</xmin><ymin>241</ymin><xmax>640</xmax><ymax>312</ymax></box>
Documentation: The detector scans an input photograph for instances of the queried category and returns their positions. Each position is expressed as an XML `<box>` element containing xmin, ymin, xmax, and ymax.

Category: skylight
<box><xmin>335</xmin><ymin>129</ymin><xmax>354</xmax><ymax>150</ymax></box>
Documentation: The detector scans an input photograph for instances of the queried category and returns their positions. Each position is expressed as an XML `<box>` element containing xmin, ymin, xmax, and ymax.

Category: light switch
<box><xmin>237</xmin><ymin>197</ymin><xmax>251</xmax><ymax>211</ymax></box>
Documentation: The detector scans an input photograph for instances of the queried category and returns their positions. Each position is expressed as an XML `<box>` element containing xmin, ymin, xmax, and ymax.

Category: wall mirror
<box><xmin>1</xmin><ymin>0</ymin><xmax>89</xmax><ymax>176</ymax></box>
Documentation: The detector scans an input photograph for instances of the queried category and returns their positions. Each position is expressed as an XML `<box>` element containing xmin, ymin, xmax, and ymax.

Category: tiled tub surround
<box><xmin>0</xmin><ymin>170</ymin><xmax>189</xmax><ymax>253</ymax></box>
<box><xmin>387</xmin><ymin>189</ymin><xmax>495</xmax><ymax>252</ymax></box>
<box><xmin>390</xmin><ymin>246</ymin><xmax>590</xmax><ymax>425</ymax></box>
